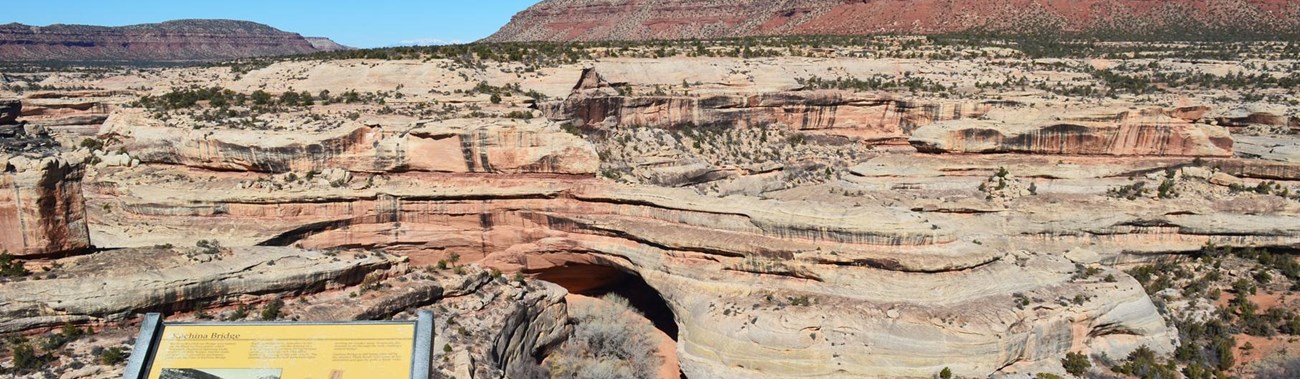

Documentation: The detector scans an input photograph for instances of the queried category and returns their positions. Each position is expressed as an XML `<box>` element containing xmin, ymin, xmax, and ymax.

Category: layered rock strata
<box><xmin>76</xmin><ymin>79</ymin><xmax>1300</xmax><ymax>376</ymax></box>
<box><xmin>17</xmin><ymin>56</ymin><xmax>1296</xmax><ymax>378</ymax></box>
<box><xmin>82</xmin><ymin>150</ymin><xmax>1228</xmax><ymax>378</ymax></box>
<box><xmin>1</xmin><ymin>102</ymin><xmax>90</xmax><ymax>256</ymax></box>
<box><xmin>544</xmin><ymin>85</ymin><xmax>987</xmax><ymax>142</ymax></box>
<box><xmin>487</xmin><ymin>0</ymin><xmax>1300</xmax><ymax>42</ymax></box>
<box><xmin>0</xmin><ymin>246</ymin><xmax>400</xmax><ymax>333</ymax></box>
<box><xmin>0</xmin><ymin>156</ymin><xmax>90</xmax><ymax>256</ymax></box>
<box><xmin>909</xmin><ymin>108</ymin><xmax>1235</xmax><ymax>156</ymax></box>
<box><xmin>0</xmin><ymin>20</ymin><xmax>333</xmax><ymax>62</ymax></box>
<box><xmin>101</xmin><ymin>112</ymin><xmax>597</xmax><ymax>175</ymax></box>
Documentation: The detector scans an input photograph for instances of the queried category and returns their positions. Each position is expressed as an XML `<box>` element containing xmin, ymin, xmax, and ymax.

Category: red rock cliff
<box><xmin>486</xmin><ymin>0</ymin><xmax>1300</xmax><ymax>42</ymax></box>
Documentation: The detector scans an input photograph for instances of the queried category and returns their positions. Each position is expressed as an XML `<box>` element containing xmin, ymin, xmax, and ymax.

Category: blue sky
<box><xmin>3</xmin><ymin>0</ymin><xmax>542</xmax><ymax>48</ymax></box>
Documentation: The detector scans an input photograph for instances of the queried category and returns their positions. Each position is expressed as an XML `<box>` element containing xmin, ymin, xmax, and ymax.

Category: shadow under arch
<box><xmin>530</xmin><ymin>263</ymin><xmax>679</xmax><ymax>342</ymax></box>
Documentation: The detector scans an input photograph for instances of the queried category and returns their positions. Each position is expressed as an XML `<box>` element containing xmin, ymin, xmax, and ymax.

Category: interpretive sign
<box><xmin>122</xmin><ymin>311</ymin><xmax>432</xmax><ymax>379</ymax></box>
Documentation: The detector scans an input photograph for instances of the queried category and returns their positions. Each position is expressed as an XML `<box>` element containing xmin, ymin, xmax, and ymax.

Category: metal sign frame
<box><xmin>122</xmin><ymin>311</ymin><xmax>433</xmax><ymax>379</ymax></box>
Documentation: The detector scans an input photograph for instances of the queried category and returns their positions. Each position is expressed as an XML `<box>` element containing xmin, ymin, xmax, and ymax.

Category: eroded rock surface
<box><xmin>910</xmin><ymin>107</ymin><xmax>1234</xmax><ymax>156</ymax></box>
<box><xmin>6</xmin><ymin>43</ymin><xmax>1300</xmax><ymax>378</ymax></box>
<box><xmin>0</xmin><ymin>104</ymin><xmax>90</xmax><ymax>256</ymax></box>
<box><xmin>101</xmin><ymin>112</ymin><xmax>596</xmax><ymax>175</ymax></box>
<box><xmin>0</xmin><ymin>246</ymin><xmax>399</xmax><ymax>333</ymax></box>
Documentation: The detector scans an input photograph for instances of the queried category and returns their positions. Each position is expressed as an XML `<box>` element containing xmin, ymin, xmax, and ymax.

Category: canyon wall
<box><xmin>11</xmin><ymin>57</ymin><xmax>1299</xmax><ymax>378</ymax></box>
<box><xmin>101</xmin><ymin>112</ymin><xmax>597</xmax><ymax>175</ymax></box>
<box><xmin>546</xmin><ymin>78</ymin><xmax>1235</xmax><ymax>158</ymax></box>
<box><xmin>73</xmin><ymin>73</ymin><xmax>1300</xmax><ymax>376</ymax></box>
<box><xmin>1</xmin><ymin>100</ymin><xmax>90</xmax><ymax>256</ymax></box>
<box><xmin>910</xmin><ymin>108</ymin><xmax>1235</xmax><ymax>156</ymax></box>
<box><xmin>544</xmin><ymin>87</ymin><xmax>989</xmax><ymax>142</ymax></box>
<box><xmin>487</xmin><ymin>0</ymin><xmax>1300</xmax><ymax>42</ymax></box>
<box><xmin>0</xmin><ymin>20</ymin><xmax>336</xmax><ymax>61</ymax></box>
<box><xmin>0</xmin><ymin>155</ymin><xmax>90</xmax><ymax>256</ymax></box>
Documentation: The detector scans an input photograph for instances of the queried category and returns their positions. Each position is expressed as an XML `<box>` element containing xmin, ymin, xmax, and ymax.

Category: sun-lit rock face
<box><xmin>79</xmin><ymin>110</ymin><xmax>1203</xmax><ymax>377</ymax></box>
<box><xmin>910</xmin><ymin>107</ymin><xmax>1235</xmax><ymax>156</ymax></box>
<box><xmin>487</xmin><ymin>0</ymin><xmax>1300</xmax><ymax>42</ymax></box>
<box><xmin>10</xmin><ymin>46</ymin><xmax>1300</xmax><ymax>379</ymax></box>
<box><xmin>84</xmin><ymin>162</ymin><xmax>1189</xmax><ymax>377</ymax></box>
<box><xmin>99</xmin><ymin>112</ymin><xmax>598</xmax><ymax>175</ymax></box>
<box><xmin>544</xmin><ymin>76</ymin><xmax>990</xmax><ymax>143</ymax></box>
<box><xmin>0</xmin><ymin>156</ymin><xmax>90</xmax><ymax>256</ymax></box>
<box><xmin>0</xmin><ymin>246</ymin><xmax>398</xmax><ymax>333</ymax></box>
<box><xmin>0</xmin><ymin>105</ymin><xmax>91</xmax><ymax>257</ymax></box>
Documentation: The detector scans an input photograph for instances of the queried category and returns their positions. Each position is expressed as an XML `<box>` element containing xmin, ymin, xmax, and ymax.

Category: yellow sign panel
<box><xmin>145</xmin><ymin>323</ymin><xmax>415</xmax><ymax>379</ymax></box>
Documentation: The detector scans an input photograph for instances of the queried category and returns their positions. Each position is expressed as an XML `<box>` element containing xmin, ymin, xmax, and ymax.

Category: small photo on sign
<box><xmin>159</xmin><ymin>368</ymin><xmax>282</xmax><ymax>379</ymax></box>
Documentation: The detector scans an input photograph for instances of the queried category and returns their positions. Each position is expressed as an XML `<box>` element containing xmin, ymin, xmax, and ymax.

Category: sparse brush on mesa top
<box><xmin>488</xmin><ymin>0</ymin><xmax>1300</xmax><ymax>43</ymax></box>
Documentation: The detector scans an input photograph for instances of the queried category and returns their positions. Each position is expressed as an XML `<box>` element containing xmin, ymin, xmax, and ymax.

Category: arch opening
<box><xmin>531</xmin><ymin>263</ymin><xmax>685</xmax><ymax>379</ymax></box>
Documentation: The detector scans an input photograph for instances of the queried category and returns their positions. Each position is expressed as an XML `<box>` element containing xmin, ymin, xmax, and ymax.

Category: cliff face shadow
<box><xmin>532</xmin><ymin>263</ymin><xmax>678</xmax><ymax>341</ymax></box>
<box><xmin>532</xmin><ymin>263</ymin><xmax>687</xmax><ymax>378</ymax></box>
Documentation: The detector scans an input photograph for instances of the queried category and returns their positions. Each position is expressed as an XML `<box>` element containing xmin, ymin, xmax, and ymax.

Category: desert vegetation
<box><xmin>1104</xmin><ymin>243</ymin><xmax>1300</xmax><ymax>378</ymax></box>
<box><xmin>548</xmin><ymin>295</ymin><xmax>663</xmax><ymax>379</ymax></box>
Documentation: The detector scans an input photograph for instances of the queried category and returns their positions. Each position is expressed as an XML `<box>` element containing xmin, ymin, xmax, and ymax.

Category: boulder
<box><xmin>0</xmin><ymin>99</ymin><xmax>19</xmax><ymax>125</ymax></box>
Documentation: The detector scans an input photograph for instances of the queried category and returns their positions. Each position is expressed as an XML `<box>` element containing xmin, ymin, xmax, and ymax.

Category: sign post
<box><xmin>122</xmin><ymin>311</ymin><xmax>433</xmax><ymax>379</ymax></box>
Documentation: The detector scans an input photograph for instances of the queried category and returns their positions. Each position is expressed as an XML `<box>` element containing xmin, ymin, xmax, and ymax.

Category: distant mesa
<box><xmin>0</xmin><ymin>19</ymin><xmax>350</xmax><ymax>62</ymax></box>
<box><xmin>305</xmin><ymin>36</ymin><xmax>352</xmax><ymax>52</ymax></box>
<box><xmin>486</xmin><ymin>0</ymin><xmax>1300</xmax><ymax>42</ymax></box>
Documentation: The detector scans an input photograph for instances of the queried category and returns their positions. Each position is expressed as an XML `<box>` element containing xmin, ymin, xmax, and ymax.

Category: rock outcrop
<box><xmin>71</xmin><ymin>67</ymin><xmax>1300</xmax><ymax>376</ymax></box>
<box><xmin>545</xmin><ymin>87</ymin><xmax>985</xmax><ymax>142</ymax></box>
<box><xmin>85</xmin><ymin>159</ymin><xmax>1208</xmax><ymax>377</ymax></box>
<box><xmin>487</xmin><ymin>0</ymin><xmax>1300</xmax><ymax>42</ymax></box>
<box><xmin>100</xmin><ymin>112</ymin><xmax>598</xmax><ymax>175</ymax></box>
<box><xmin>0</xmin><ymin>246</ymin><xmax>401</xmax><ymax>333</ymax></box>
<box><xmin>0</xmin><ymin>99</ymin><xmax>19</xmax><ymax>125</ymax></box>
<box><xmin>0</xmin><ymin>103</ymin><xmax>90</xmax><ymax>256</ymax></box>
<box><xmin>13</xmin><ymin>51</ymin><xmax>1300</xmax><ymax>378</ymax></box>
<box><xmin>0</xmin><ymin>20</ymin><xmax>335</xmax><ymax>62</ymax></box>
<box><xmin>910</xmin><ymin>108</ymin><xmax>1235</xmax><ymax>157</ymax></box>
<box><xmin>0</xmin><ymin>156</ymin><xmax>90</xmax><ymax>256</ymax></box>
<box><xmin>304</xmin><ymin>37</ymin><xmax>351</xmax><ymax>52</ymax></box>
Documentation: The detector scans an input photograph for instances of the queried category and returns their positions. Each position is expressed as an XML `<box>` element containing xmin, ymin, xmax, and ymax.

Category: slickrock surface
<box><xmin>487</xmin><ymin>0</ymin><xmax>1300</xmax><ymax>42</ymax></box>
<box><xmin>0</xmin><ymin>246</ymin><xmax>400</xmax><ymax>333</ymax></box>
<box><xmin>0</xmin><ymin>256</ymin><xmax>566</xmax><ymax>379</ymax></box>
<box><xmin>4</xmin><ymin>38</ymin><xmax>1299</xmax><ymax>378</ymax></box>
<box><xmin>0</xmin><ymin>20</ymin><xmax>336</xmax><ymax>62</ymax></box>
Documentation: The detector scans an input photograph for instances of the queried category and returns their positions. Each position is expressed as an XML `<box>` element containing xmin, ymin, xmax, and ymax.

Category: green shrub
<box><xmin>79</xmin><ymin>138</ymin><xmax>104</xmax><ymax>151</ymax></box>
<box><xmin>261</xmin><ymin>299</ymin><xmax>284</xmax><ymax>320</ymax></box>
<box><xmin>1061</xmin><ymin>352</ymin><xmax>1091</xmax><ymax>376</ymax></box>
<box><xmin>10</xmin><ymin>340</ymin><xmax>45</xmax><ymax>371</ymax></box>
<box><xmin>0</xmin><ymin>252</ymin><xmax>29</xmax><ymax>277</ymax></box>
<box><xmin>100</xmin><ymin>346</ymin><xmax>126</xmax><ymax>365</ymax></box>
